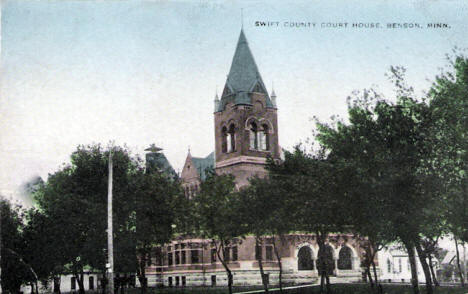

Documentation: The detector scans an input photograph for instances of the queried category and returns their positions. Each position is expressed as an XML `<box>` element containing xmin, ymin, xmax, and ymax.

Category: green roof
<box><xmin>217</xmin><ymin>29</ymin><xmax>274</xmax><ymax>112</ymax></box>
<box><xmin>191</xmin><ymin>152</ymin><xmax>214</xmax><ymax>181</ymax></box>
<box><xmin>146</xmin><ymin>152</ymin><xmax>177</xmax><ymax>178</ymax></box>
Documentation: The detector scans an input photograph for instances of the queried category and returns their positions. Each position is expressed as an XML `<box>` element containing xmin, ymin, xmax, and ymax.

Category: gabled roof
<box><xmin>192</xmin><ymin>152</ymin><xmax>214</xmax><ymax>181</ymax></box>
<box><xmin>216</xmin><ymin>29</ymin><xmax>274</xmax><ymax>112</ymax></box>
<box><xmin>181</xmin><ymin>152</ymin><xmax>200</xmax><ymax>181</ymax></box>
<box><xmin>181</xmin><ymin>151</ymin><xmax>214</xmax><ymax>182</ymax></box>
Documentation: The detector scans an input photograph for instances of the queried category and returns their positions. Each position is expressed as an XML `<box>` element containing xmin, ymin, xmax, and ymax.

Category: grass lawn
<box><xmin>293</xmin><ymin>284</ymin><xmax>468</xmax><ymax>294</ymax></box>
<box><xmin>121</xmin><ymin>286</ymin><xmax>262</xmax><ymax>294</ymax></box>
<box><xmin>130</xmin><ymin>284</ymin><xmax>468</xmax><ymax>294</ymax></box>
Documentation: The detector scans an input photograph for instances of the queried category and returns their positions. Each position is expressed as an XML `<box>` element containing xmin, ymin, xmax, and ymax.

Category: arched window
<box><xmin>250</xmin><ymin>122</ymin><xmax>258</xmax><ymax>150</ymax></box>
<box><xmin>259</xmin><ymin>124</ymin><xmax>269</xmax><ymax>151</ymax></box>
<box><xmin>338</xmin><ymin>246</ymin><xmax>352</xmax><ymax>270</ymax></box>
<box><xmin>298</xmin><ymin>247</ymin><xmax>314</xmax><ymax>270</ymax></box>
<box><xmin>221</xmin><ymin>126</ymin><xmax>228</xmax><ymax>153</ymax></box>
<box><xmin>317</xmin><ymin>245</ymin><xmax>335</xmax><ymax>275</ymax></box>
<box><xmin>228</xmin><ymin>124</ymin><xmax>235</xmax><ymax>152</ymax></box>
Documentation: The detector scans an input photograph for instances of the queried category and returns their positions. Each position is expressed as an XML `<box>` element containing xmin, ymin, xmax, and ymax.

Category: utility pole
<box><xmin>107</xmin><ymin>149</ymin><xmax>114</xmax><ymax>294</ymax></box>
<box><xmin>0</xmin><ymin>199</ymin><xmax>2</xmax><ymax>294</ymax></box>
<box><xmin>464</xmin><ymin>241</ymin><xmax>467</xmax><ymax>284</ymax></box>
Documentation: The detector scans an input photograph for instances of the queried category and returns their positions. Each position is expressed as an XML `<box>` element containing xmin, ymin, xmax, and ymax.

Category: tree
<box><xmin>21</xmin><ymin>208</ymin><xmax>66</xmax><ymax>292</ymax></box>
<box><xmin>133</xmin><ymin>169</ymin><xmax>177</xmax><ymax>294</ymax></box>
<box><xmin>34</xmin><ymin>144</ymin><xmax>179</xmax><ymax>294</ymax></box>
<box><xmin>428</xmin><ymin>54</ymin><xmax>468</xmax><ymax>287</ymax></box>
<box><xmin>237</xmin><ymin>178</ymin><xmax>273</xmax><ymax>293</ymax></box>
<box><xmin>267</xmin><ymin>146</ymin><xmax>352</xmax><ymax>294</ymax></box>
<box><xmin>238</xmin><ymin>175</ymin><xmax>293</xmax><ymax>293</ymax></box>
<box><xmin>1</xmin><ymin>198</ymin><xmax>30</xmax><ymax>293</ymax></box>
<box><xmin>316</xmin><ymin>93</ymin><xmax>393</xmax><ymax>293</ymax></box>
<box><xmin>193</xmin><ymin>172</ymin><xmax>245</xmax><ymax>294</ymax></box>
<box><xmin>317</xmin><ymin>67</ymin><xmax>446</xmax><ymax>294</ymax></box>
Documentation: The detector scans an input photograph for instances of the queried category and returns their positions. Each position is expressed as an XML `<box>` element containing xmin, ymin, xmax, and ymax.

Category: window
<box><xmin>387</xmin><ymin>258</ymin><xmax>392</xmax><ymax>273</ymax></box>
<box><xmin>262</xmin><ymin>273</ymin><xmax>270</xmax><ymax>285</ymax></box>
<box><xmin>71</xmin><ymin>277</ymin><xmax>76</xmax><ymax>290</ymax></box>
<box><xmin>232</xmin><ymin>246</ymin><xmax>238</xmax><ymax>261</ymax></box>
<box><xmin>228</xmin><ymin>124</ymin><xmax>235</xmax><ymax>152</ymax></box>
<box><xmin>298</xmin><ymin>246</ymin><xmax>314</xmax><ymax>270</ymax></box>
<box><xmin>181</xmin><ymin>251</ymin><xmax>186</xmax><ymax>264</ymax></box>
<box><xmin>89</xmin><ymin>277</ymin><xmax>94</xmax><ymax>290</ymax></box>
<box><xmin>175</xmin><ymin>276</ymin><xmax>180</xmax><ymax>286</ymax></box>
<box><xmin>255</xmin><ymin>245</ymin><xmax>262</xmax><ymax>260</ymax></box>
<box><xmin>211</xmin><ymin>275</ymin><xmax>216</xmax><ymax>287</ymax></box>
<box><xmin>266</xmin><ymin>246</ymin><xmax>273</xmax><ymax>261</ymax></box>
<box><xmin>338</xmin><ymin>246</ymin><xmax>352</xmax><ymax>270</ymax></box>
<box><xmin>259</xmin><ymin>124</ymin><xmax>269</xmax><ymax>150</ymax></box>
<box><xmin>398</xmin><ymin>258</ymin><xmax>402</xmax><ymax>273</ymax></box>
<box><xmin>250</xmin><ymin>123</ymin><xmax>258</xmax><ymax>149</ymax></box>
<box><xmin>407</xmin><ymin>259</ymin><xmax>411</xmax><ymax>271</ymax></box>
<box><xmin>168</xmin><ymin>277</ymin><xmax>173</xmax><ymax>287</ymax></box>
<box><xmin>172</xmin><ymin>243</ymin><xmax>186</xmax><ymax>265</ymax></box>
<box><xmin>226</xmin><ymin>131</ymin><xmax>232</xmax><ymax>152</ymax></box>
<box><xmin>175</xmin><ymin>251</ymin><xmax>180</xmax><ymax>265</ymax></box>
<box><xmin>168</xmin><ymin>252</ymin><xmax>173</xmax><ymax>266</ymax></box>
<box><xmin>249</xmin><ymin>122</ymin><xmax>271</xmax><ymax>151</ymax></box>
<box><xmin>222</xmin><ymin>126</ymin><xmax>228</xmax><ymax>153</ymax></box>
<box><xmin>222</xmin><ymin>124</ymin><xmax>236</xmax><ymax>153</ymax></box>
<box><xmin>224</xmin><ymin>247</ymin><xmax>230</xmax><ymax>262</ymax></box>
<box><xmin>182</xmin><ymin>276</ymin><xmax>186</xmax><ymax>287</ymax></box>
<box><xmin>191</xmin><ymin>249</ymin><xmax>200</xmax><ymax>264</ymax></box>
<box><xmin>211</xmin><ymin>248</ymin><xmax>217</xmax><ymax>263</ymax></box>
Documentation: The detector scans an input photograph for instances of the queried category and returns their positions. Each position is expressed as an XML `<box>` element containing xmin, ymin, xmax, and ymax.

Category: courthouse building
<box><xmin>145</xmin><ymin>29</ymin><xmax>366</xmax><ymax>287</ymax></box>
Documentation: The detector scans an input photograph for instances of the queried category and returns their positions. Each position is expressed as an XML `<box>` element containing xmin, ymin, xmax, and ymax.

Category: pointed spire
<box><xmin>271</xmin><ymin>84</ymin><xmax>277</xmax><ymax>107</ymax></box>
<box><xmin>217</xmin><ymin>29</ymin><xmax>274</xmax><ymax>112</ymax></box>
<box><xmin>224</xmin><ymin>29</ymin><xmax>265</xmax><ymax>94</ymax></box>
<box><xmin>214</xmin><ymin>87</ymin><xmax>220</xmax><ymax>112</ymax></box>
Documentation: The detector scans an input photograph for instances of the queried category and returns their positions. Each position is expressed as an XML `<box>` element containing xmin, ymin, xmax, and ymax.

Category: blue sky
<box><xmin>2</xmin><ymin>0</ymin><xmax>468</xmax><ymax>205</ymax></box>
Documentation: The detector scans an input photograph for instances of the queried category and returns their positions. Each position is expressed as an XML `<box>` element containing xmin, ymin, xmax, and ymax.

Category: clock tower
<box><xmin>214</xmin><ymin>29</ymin><xmax>280</xmax><ymax>187</ymax></box>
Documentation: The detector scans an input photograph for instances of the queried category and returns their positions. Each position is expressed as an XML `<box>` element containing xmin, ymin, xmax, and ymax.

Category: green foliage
<box><xmin>1</xmin><ymin>199</ymin><xmax>30</xmax><ymax>293</ymax></box>
<box><xmin>192</xmin><ymin>172</ymin><xmax>245</xmax><ymax>294</ymax></box>
<box><xmin>194</xmin><ymin>172</ymin><xmax>244</xmax><ymax>242</ymax></box>
<box><xmin>22</xmin><ymin>208</ymin><xmax>64</xmax><ymax>281</ymax></box>
<box><xmin>238</xmin><ymin>176</ymin><xmax>291</xmax><ymax>238</ymax></box>
<box><xmin>266</xmin><ymin>146</ymin><xmax>352</xmax><ymax>237</ymax></box>
<box><xmin>428</xmin><ymin>55</ymin><xmax>468</xmax><ymax>242</ymax></box>
<box><xmin>317</xmin><ymin>65</ymin><xmax>448</xmax><ymax>247</ymax></box>
<box><xmin>33</xmin><ymin>144</ymin><xmax>179</xmax><ymax>288</ymax></box>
